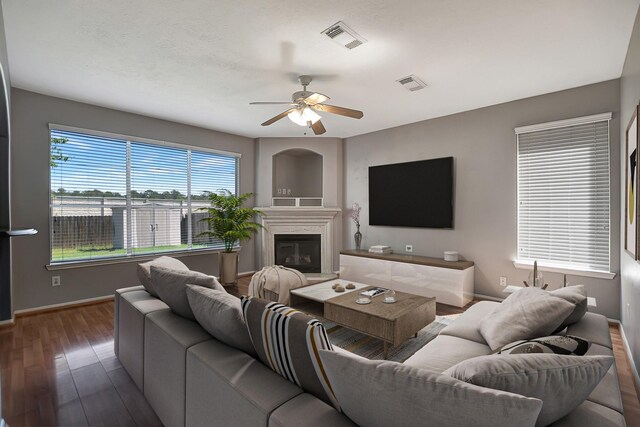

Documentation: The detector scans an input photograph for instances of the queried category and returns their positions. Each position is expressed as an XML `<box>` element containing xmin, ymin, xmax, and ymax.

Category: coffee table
<box><xmin>291</xmin><ymin>281</ymin><xmax>436</xmax><ymax>359</ymax></box>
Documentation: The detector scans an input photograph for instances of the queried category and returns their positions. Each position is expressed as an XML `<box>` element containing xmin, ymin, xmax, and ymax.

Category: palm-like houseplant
<box><xmin>200</xmin><ymin>190</ymin><xmax>263</xmax><ymax>284</ymax></box>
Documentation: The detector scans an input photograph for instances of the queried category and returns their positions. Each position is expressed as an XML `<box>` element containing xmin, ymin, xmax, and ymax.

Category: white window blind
<box><xmin>50</xmin><ymin>127</ymin><xmax>239</xmax><ymax>264</ymax></box>
<box><xmin>517</xmin><ymin>115</ymin><xmax>611</xmax><ymax>273</ymax></box>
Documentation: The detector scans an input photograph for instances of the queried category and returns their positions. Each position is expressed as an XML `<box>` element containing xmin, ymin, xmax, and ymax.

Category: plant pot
<box><xmin>219</xmin><ymin>251</ymin><xmax>239</xmax><ymax>285</ymax></box>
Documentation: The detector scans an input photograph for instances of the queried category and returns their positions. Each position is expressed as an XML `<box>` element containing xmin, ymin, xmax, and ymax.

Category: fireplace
<box><xmin>274</xmin><ymin>234</ymin><xmax>321</xmax><ymax>273</ymax></box>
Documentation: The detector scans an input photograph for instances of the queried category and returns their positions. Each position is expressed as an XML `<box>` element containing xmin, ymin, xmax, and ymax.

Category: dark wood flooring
<box><xmin>1</xmin><ymin>276</ymin><xmax>638</xmax><ymax>426</ymax></box>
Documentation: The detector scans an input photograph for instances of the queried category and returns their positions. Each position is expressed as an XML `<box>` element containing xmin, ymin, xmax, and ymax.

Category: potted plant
<box><xmin>199</xmin><ymin>190</ymin><xmax>264</xmax><ymax>285</ymax></box>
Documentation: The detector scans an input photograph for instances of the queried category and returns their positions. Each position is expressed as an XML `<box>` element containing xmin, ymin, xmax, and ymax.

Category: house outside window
<box><xmin>49</xmin><ymin>125</ymin><xmax>239</xmax><ymax>264</ymax></box>
<box><xmin>515</xmin><ymin>113</ymin><xmax>612</xmax><ymax>277</ymax></box>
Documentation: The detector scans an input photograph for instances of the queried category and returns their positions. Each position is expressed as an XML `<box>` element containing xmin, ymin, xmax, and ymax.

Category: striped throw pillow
<box><xmin>241</xmin><ymin>296</ymin><xmax>339</xmax><ymax>410</ymax></box>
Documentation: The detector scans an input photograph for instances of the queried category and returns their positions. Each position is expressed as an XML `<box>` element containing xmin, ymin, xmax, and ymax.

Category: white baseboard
<box><xmin>618</xmin><ymin>321</ymin><xmax>640</xmax><ymax>396</ymax></box>
<box><xmin>13</xmin><ymin>294</ymin><xmax>114</xmax><ymax>317</ymax></box>
<box><xmin>0</xmin><ymin>317</ymin><xmax>14</xmax><ymax>327</ymax></box>
<box><xmin>473</xmin><ymin>293</ymin><xmax>504</xmax><ymax>302</ymax></box>
<box><xmin>238</xmin><ymin>270</ymin><xmax>256</xmax><ymax>277</ymax></box>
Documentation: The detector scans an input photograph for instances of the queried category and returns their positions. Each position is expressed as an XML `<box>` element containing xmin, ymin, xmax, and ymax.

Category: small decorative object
<box><xmin>383</xmin><ymin>289</ymin><xmax>396</xmax><ymax>304</ymax></box>
<box><xmin>444</xmin><ymin>251</ymin><xmax>459</xmax><ymax>262</ymax></box>
<box><xmin>523</xmin><ymin>261</ymin><xmax>548</xmax><ymax>290</ymax></box>
<box><xmin>349</xmin><ymin>202</ymin><xmax>362</xmax><ymax>250</ymax></box>
<box><xmin>332</xmin><ymin>283</ymin><xmax>339</xmax><ymax>289</ymax></box>
<box><xmin>356</xmin><ymin>290</ymin><xmax>372</xmax><ymax>305</ymax></box>
<box><xmin>346</xmin><ymin>282</ymin><xmax>355</xmax><ymax>290</ymax></box>
<box><xmin>334</xmin><ymin>285</ymin><xmax>345</xmax><ymax>292</ymax></box>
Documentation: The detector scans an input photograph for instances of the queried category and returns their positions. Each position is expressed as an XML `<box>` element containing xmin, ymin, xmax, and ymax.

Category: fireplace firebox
<box><xmin>274</xmin><ymin>234</ymin><xmax>321</xmax><ymax>273</ymax></box>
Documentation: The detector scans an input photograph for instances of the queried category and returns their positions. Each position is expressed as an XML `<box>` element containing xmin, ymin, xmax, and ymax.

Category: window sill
<box><xmin>46</xmin><ymin>246</ymin><xmax>239</xmax><ymax>271</ymax></box>
<box><xmin>513</xmin><ymin>260</ymin><xmax>616</xmax><ymax>280</ymax></box>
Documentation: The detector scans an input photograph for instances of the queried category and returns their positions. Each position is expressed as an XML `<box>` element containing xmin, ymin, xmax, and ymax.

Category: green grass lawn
<box><xmin>52</xmin><ymin>243</ymin><xmax>209</xmax><ymax>262</ymax></box>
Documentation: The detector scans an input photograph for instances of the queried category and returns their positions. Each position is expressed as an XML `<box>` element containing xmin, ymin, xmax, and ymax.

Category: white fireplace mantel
<box><xmin>259</xmin><ymin>207</ymin><xmax>341</xmax><ymax>274</ymax></box>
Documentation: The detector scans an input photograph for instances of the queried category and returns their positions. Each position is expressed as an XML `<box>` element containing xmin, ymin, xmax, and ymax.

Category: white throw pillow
<box><xmin>137</xmin><ymin>256</ymin><xmax>189</xmax><ymax>297</ymax></box>
<box><xmin>549</xmin><ymin>285</ymin><xmax>588</xmax><ymax>329</ymax></box>
<box><xmin>151</xmin><ymin>265</ymin><xmax>224</xmax><ymax>319</ymax></box>
<box><xmin>318</xmin><ymin>349</ymin><xmax>543</xmax><ymax>427</ymax></box>
<box><xmin>444</xmin><ymin>354</ymin><xmax>613</xmax><ymax>427</ymax></box>
<box><xmin>186</xmin><ymin>285</ymin><xmax>255</xmax><ymax>356</ymax></box>
<box><xmin>478</xmin><ymin>287</ymin><xmax>574</xmax><ymax>350</ymax></box>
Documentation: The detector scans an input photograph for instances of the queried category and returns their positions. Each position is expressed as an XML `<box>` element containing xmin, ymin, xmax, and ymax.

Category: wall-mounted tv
<box><xmin>368</xmin><ymin>157</ymin><xmax>454</xmax><ymax>228</ymax></box>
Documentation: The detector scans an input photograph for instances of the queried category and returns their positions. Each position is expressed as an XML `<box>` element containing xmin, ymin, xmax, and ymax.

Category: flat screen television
<box><xmin>368</xmin><ymin>157</ymin><xmax>454</xmax><ymax>228</ymax></box>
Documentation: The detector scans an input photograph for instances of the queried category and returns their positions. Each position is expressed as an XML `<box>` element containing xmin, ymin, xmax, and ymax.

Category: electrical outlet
<box><xmin>52</xmin><ymin>276</ymin><xmax>61</xmax><ymax>287</ymax></box>
<box><xmin>405</xmin><ymin>245</ymin><xmax>413</xmax><ymax>253</ymax></box>
<box><xmin>277</xmin><ymin>188</ymin><xmax>282</xmax><ymax>195</ymax></box>
<box><xmin>499</xmin><ymin>276</ymin><xmax>507</xmax><ymax>287</ymax></box>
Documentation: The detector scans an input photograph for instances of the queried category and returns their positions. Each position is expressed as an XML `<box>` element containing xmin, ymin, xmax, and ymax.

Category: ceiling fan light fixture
<box><xmin>287</xmin><ymin>107</ymin><xmax>321</xmax><ymax>126</ymax></box>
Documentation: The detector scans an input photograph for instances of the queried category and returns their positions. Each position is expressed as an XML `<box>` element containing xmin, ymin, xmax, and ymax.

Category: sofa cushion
<box><xmin>478</xmin><ymin>287</ymin><xmax>574</xmax><ymax>350</ymax></box>
<box><xmin>137</xmin><ymin>256</ymin><xmax>189</xmax><ymax>297</ymax></box>
<box><xmin>319</xmin><ymin>349</ymin><xmax>543</xmax><ymax>427</ymax></box>
<box><xmin>550</xmin><ymin>285</ymin><xmax>588</xmax><ymax>330</ymax></box>
<box><xmin>186</xmin><ymin>340</ymin><xmax>303</xmax><ymax>427</ymax></box>
<box><xmin>444</xmin><ymin>354</ymin><xmax>613</xmax><ymax>427</ymax></box>
<box><xmin>549</xmin><ymin>399</ymin><xmax>626</xmax><ymax>427</ymax></box>
<box><xmin>151</xmin><ymin>265</ymin><xmax>224</xmax><ymax>320</ymax></box>
<box><xmin>186</xmin><ymin>285</ymin><xmax>255</xmax><ymax>356</ymax></box>
<box><xmin>439</xmin><ymin>301</ymin><xmax>499</xmax><ymax>343</ymax></box>
<box><xmin>241</xmin><ymin>296</ymin><xmax>339</xmax><ymax>410</ymax></box>
<box><xmin>495</xmin><ymin>335</ymin><xmax>590</xmax><ymax>356</ymax></box>
<box><xmin>565</xmin><ymin>312</ymin><xmax>612</xmax><ymax>349</ymax></box>
<box><xmin>404</xmin><ymin>334</ymin><xmax>492</xmax><ymax>373</ymax></box>
<box><xmin>582</xmin><ymin>343</ymin><xmax>623</xmax><ymax>414</ymax></box>
<box><xmin>268</xmin><ymin>393</ymin><xmax>356</xmax><ymax>427</ymax></box>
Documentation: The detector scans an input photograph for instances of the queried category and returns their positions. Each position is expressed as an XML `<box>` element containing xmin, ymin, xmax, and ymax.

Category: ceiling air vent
<box><xmin>321</xmin><ymin>21</ymin><xmax>367</xmax><ymax>50</ymax></box>
<box><xmin>396</xmin><ymin>75</ymin><xmax>427</xmax><ymax>92</ymax></box>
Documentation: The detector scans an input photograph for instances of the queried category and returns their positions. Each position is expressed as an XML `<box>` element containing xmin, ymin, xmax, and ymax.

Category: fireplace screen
<box><xmin>274</xmin><ymin>234</ymin><xmax>321</xmax><ymax>273</ymax></box>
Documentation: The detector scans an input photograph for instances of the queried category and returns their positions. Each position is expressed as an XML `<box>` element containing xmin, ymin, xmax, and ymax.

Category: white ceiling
<box><xmin>3</xmin><ymin>0</ymin><xmax>639</xmax><ymax>138</ymax></box>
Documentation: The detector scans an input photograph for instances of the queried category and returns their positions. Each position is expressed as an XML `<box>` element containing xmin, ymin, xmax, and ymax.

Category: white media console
<box><xmin>339</xmin><ymin>250</ymin><xmax>475</xmax><ymax>307</ymax></box>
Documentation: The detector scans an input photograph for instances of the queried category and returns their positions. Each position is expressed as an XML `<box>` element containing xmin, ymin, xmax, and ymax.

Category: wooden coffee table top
<box><xmin>325</xmin><ymin>286</ymin><xmax>435</xmax><ymax>321</ymax></box>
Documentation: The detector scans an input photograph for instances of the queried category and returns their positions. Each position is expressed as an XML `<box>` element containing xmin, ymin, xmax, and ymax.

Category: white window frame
<box><xmin>47</xmin><ymin>124</ymin><xmax>241</xmax><ymax>269</ymax></box>
<box><xmin>514</xmin><ymin>113</ymin><xmax>615</xmax><ymax>280</ymax></box>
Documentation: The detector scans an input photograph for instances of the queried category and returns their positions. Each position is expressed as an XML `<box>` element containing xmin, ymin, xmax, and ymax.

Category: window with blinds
<box><xmin>517</xmin><ymin>114</ymin><xmax>611</xmax><ymax>273</ymax></box>
<box><xmin>49</xmin><ymin>127</ymin><xmax>239</xmax><ymax>264</ymax></box>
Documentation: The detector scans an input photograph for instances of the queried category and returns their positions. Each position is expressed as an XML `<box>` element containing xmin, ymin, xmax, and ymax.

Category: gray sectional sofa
<box><xmin>115</xmin><ymin>285</ymin><xmax>626</xmax><ymax>426</ymax></box>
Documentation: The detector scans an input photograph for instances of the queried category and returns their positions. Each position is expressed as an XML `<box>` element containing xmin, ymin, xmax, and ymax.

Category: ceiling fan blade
<box><xmin>311</xmin><ymin>120</ymin><xmax>326</xmax><ymax>135</ymax></box>
<box><xmin>303</xmin><ymin>92</ymin><xmax>330</xmax><ymax>106</ymax></box>
<box><xmin>250</xmin><ymin>102</ymin><xmax>297</xmax><ymax>105</ymax></box>
<box><xmin>312</xmin><ymin>104</ymin><xmax>363</xmax><ymax>119</ymax></box>
<box><xmin>261</xmin><ymin>109</ymin><xmax>296</xmax><ymax>126</ymax></box>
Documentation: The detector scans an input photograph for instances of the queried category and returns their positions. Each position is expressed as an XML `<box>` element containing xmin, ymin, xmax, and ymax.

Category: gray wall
<box><xmin>343</xmin><ymin>79</ymin><xmax>621</xmax><ymax>319</ymax></box>
<box><xmin>620</xmin><ymin>6</ymin><xmax>640</xmax><ymax>380</ymax></box>
<box><xmin>10</xmin><ymin>89</ymin><xmax>256</xmax><ymax>312</ymax></box>
<box><xmin>273</xmin><ymin>150</ymin><xmax>323</xmax><ymax>198</ymax></box>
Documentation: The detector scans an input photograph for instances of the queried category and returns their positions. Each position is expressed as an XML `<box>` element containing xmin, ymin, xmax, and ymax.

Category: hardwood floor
<box><xmin>0</xmin><ymin>301</ymin><xmax>161</xmax><ymax>426</ymax></box>
<box><xmin>1</xmin><ymin>276</ymin><xmax>638</xmax><ymax>426</ymax></box>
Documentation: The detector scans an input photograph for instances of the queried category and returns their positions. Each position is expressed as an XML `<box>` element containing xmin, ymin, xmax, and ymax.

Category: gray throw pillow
<box><xmin>550</xmin><ymin>285</ymin><xmax>588</xmax><ymax>329</ymax></box>
<box><xmin>137</xmin><ymin>256</ymin><xmax>189</xmax><ymax>297</ymax></box>
<box><xmin>186</xmin><ymin>285</ymin><xmax>255</xmax><ymax>356</ymax></box>
<box><xmin>478</xmin><ymin>287</ymin><xmax>574</xmax><ymax>350</ymax></box>
<box><xmin>151</xmin><ymin>265</ymin><xmax>224</xmax><ymax>319</ymax></box>
<box><xmin>496</xmin><ymin>335</ymin><xmax>590</xmax><ymax>356</ymax></box>
<box><xmin>444</xmin><ymin>354</ymin><xmax>613</xmax><ymax>427</ymax></box>
<box><xmin>318</xmin><ymin>349</ymin><xmax>543</xmax><ymax>427</ymax></box>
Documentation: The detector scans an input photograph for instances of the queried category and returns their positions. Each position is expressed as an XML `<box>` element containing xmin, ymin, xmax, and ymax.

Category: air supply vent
<box><xmin>396</xmin><ymin>75</ymin><xmax>427</xmax><ymax>91</ymax></box>
<box><xmin>321</xmin><ymin>21</ymin><xmax>367</xmax><ymax>50</ymax></box>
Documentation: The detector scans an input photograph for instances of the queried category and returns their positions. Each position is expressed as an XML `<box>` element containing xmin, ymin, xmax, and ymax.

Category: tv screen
<box><xmin>368</xmin><ymin>157</ymin><xmax>454</xmax><ymax>228</ymax></box>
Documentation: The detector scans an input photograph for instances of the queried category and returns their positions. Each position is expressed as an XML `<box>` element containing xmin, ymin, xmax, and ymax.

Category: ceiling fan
<box><xmin>250</xmin><ymin>75</ymin><xmax>364</xmax><ymax>135</ymax></box>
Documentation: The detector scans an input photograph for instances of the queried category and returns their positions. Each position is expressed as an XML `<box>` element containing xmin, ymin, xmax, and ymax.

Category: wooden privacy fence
<box><xmin>52</xmin><ymin>212</ymin><xmax>214</xmax><ymax>248</ymax></box>
<box><xmin>52</xmin><ymin>216</ymin><xmax>114</xmax><ymax>248</ymax></box>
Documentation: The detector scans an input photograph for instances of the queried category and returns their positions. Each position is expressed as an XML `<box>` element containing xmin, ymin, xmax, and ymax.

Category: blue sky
<box><xmin>50</xmin><ymin>130</ymin><xmax>236</xmax><ymax>197</ymax></box>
